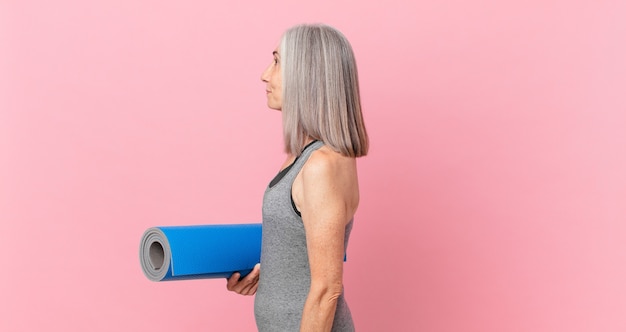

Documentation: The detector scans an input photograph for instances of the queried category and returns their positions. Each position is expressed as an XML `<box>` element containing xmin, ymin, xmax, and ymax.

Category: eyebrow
<box><xmin>272</xmin><ymin>51</ymin><xmax>279</xmax><ymax>57</ymax></box>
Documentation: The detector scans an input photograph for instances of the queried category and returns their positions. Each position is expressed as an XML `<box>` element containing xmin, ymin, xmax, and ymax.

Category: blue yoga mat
<box><xmin>139</xmin><ymin>224</ymin><xmax>262</xmax><ymax>281</ymax></box>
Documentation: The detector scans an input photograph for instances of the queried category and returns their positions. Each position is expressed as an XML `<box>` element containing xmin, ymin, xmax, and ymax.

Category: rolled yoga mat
<box><xmin>139</xmin><ymin>223</ymin><xmax>262</xmax><ymax>281</ymax></box>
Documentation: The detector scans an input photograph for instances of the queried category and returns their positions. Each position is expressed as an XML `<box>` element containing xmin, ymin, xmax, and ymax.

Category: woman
<box><xmin>227</xmin><ymin>24</ymin><xmax>368</xmax><ymax>332</ymax></box>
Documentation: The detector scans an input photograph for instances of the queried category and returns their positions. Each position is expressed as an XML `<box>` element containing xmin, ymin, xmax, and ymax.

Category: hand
<box><xmin>226</xmin><ymin>263</ymin><xmax>260</xmax><ymax>296</ymax></box>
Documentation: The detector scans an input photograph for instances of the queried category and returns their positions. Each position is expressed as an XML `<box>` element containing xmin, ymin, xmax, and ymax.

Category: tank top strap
<box><xmin>292</xmin><ymin>140</ymin><xmax>324</xmax><ymax>171</ymax></box>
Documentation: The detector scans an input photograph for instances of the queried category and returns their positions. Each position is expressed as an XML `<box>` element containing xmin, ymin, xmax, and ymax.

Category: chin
<box><xmin>267</xmin><ymin>103</ymin><xmax>282</xmax><ymax>111</ymax></box>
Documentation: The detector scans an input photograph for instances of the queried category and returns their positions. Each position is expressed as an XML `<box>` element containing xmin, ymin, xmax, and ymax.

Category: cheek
<box><xmin>273</xmin><ymin>87</ymin><xmax>282</xmax><ymax>99</ymax></box>
<box><xmin>273</xmin><ymin>91</ymin><xmax>282</xmax><ymax>108</ymax></box>
<box><xmin>272</xmin><ymin>69</ymin><xmax>281</xmax><ymax>88</ymax></box>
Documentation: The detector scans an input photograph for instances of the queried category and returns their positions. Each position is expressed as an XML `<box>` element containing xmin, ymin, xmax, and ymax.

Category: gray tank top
<box><xmin>254</xmin><ymin>140</ymin><xmax>355</xmax><ymax>331</ymax></box>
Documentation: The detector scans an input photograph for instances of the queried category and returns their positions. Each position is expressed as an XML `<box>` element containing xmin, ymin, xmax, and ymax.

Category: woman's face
<box><xmin>261</xmin><ymin>48</ymin><xmax>282</xmax><ymax>110</ymax></box>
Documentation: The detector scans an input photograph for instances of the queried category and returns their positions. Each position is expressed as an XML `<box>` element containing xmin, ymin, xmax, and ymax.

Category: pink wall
<box><xmin>2</xmin><ymin>0</ymin><xmax>625</xmax><ymax>331</ymax></box>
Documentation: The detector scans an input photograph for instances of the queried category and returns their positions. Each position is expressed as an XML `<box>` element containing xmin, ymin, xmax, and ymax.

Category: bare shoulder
<box><xmin>299</xmin><ymin>146</ymin><xmax>360</xmax><ymax>217</ymax></box>
<box><xmin>302</xmin><ymin>146</ymin><xmax>357</xmax><ymax>179</ymax></box>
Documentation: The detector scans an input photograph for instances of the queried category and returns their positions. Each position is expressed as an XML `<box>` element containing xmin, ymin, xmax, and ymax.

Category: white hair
<box><xmin>280</xmin><ymin>24</ymin><xmax>369</xmax><ymax>157</ymax></box>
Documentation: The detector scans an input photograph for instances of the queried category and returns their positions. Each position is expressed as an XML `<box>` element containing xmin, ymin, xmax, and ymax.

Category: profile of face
<box><xmin>261</xmin><ymin>48</ymin><xmax>282</xmax><ymax>110</ymax></box>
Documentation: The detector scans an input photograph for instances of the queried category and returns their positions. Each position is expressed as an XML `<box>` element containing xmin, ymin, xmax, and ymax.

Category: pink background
<box><xmin>2</xmin><ymin>0</ymin><xmax>625</xmax><ymax>331</ymax></box>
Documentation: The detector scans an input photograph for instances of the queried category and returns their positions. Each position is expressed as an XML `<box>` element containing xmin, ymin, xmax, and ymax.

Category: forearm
<box><xmin>300</xmin><ymin>286</ymin><xmax>342</xmax><ymax>332</ymax></box>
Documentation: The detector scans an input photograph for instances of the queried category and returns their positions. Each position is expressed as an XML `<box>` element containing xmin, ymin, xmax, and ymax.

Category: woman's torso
<box><xmin>254</xmin><ymin>140</ymin><xmax>355</xmax><ymax>332</ymax></box>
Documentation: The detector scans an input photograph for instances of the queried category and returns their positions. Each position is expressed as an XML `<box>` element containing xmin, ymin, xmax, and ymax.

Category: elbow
<box><xmin>326</xmin><ymin>289</ymin><xmax>343</xmax><ymax>305</ymax></box>
<box><xmin>309</xmin><ymin>281</ymin><xmax>343</xmax><ymax>305</ymax></box>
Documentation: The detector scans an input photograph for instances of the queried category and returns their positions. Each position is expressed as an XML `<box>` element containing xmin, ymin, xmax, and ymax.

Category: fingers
<box><xmin>248</xmin><ymin>263</ymin><xmax>261</xmax><ymax>279</ymax></box>
<box><xmin>240</xmin><ymin>279</ymin><xmax>259</xmax><ymax>295</ymax></box>
<box><xmin>249</xmin><ymin>280</ymin><xmax>259</xmax><ymax>295</ymax></box>
<box><xmin>226</xmin><ymin>263</ymin><xmax>261</xmax><ymax>296</ymax></box>
<box><xmin>238</xmin><ymin>263</ymin><xmax>260</xmax><ymax>295</ymax></box>
<box><xmin>226</xmin><ymin>272</ymin><xmax>241</xmax><ymax>291</ymax></box>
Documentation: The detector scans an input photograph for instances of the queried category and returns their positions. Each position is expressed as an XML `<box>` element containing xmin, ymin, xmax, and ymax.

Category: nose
<box><xmin>261</xmin><ymin>63</ymin><xmax>271</xmax><ymax>82</ymax></box>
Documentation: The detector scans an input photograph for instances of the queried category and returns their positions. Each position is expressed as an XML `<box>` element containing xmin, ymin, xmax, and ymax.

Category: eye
<box><xmin>273</xmin><ymin>58</ymin><xmax>279</xmax><ymax>65</ymax></box>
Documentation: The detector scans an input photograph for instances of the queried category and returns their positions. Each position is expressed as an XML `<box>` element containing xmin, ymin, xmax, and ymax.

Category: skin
<box><xmin>262</xmin><ymin>48</ymin><xmax>282</xmax><ymax>110</ymax></box>
<box><xmin>227</xmin><ymin>47</ymin><xmax>359</xmax><ymax>332</ymax></box>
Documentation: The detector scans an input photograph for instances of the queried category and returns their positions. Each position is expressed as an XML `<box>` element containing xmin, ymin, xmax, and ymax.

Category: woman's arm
<box><xmin>294</xmin><ymin>148</ymin><xmax>358</xmax><ymax>332</ymax></box>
